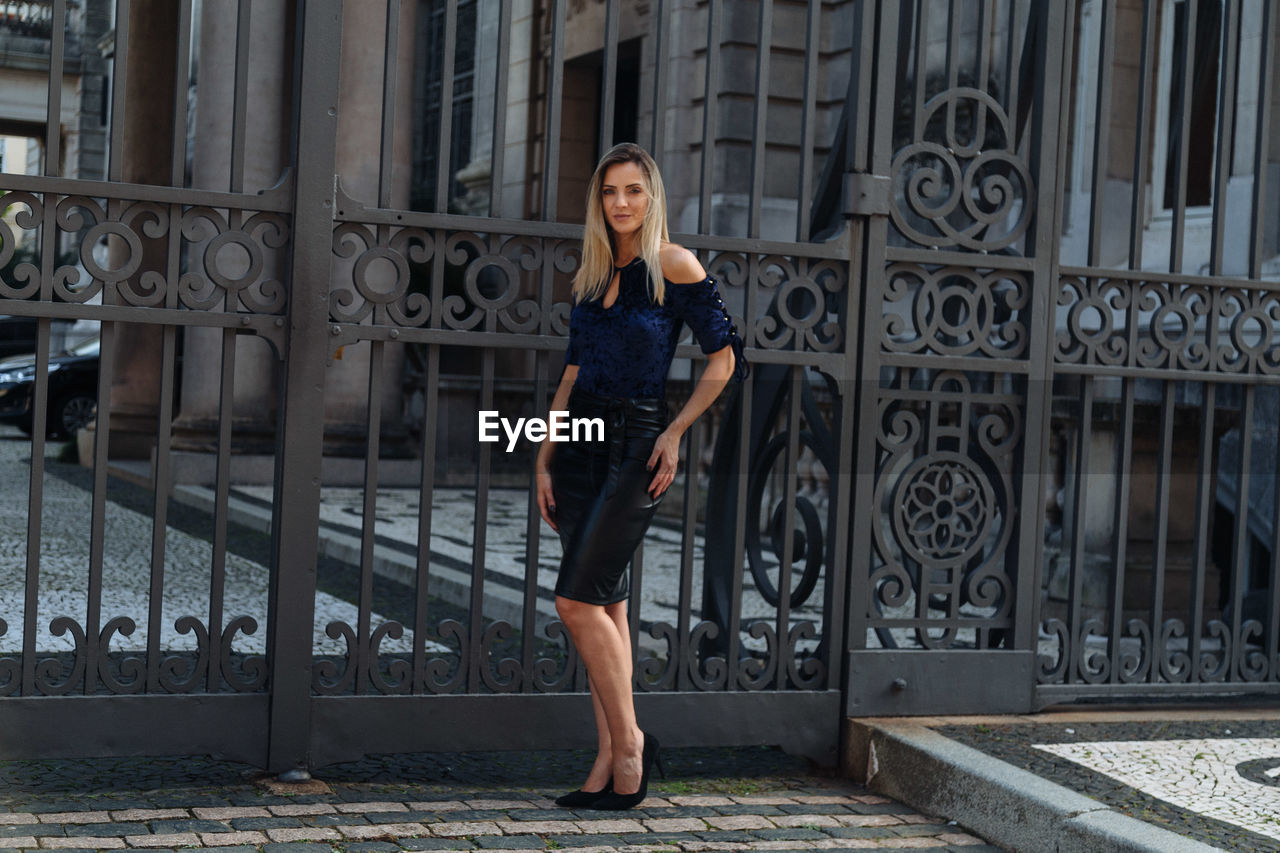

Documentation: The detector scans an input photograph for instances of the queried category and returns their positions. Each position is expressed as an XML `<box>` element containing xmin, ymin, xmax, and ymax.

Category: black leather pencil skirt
<box><xmin>551</xmin><ymin>389</ymin><xmax>668</xmax><ymax>606</ymax></box>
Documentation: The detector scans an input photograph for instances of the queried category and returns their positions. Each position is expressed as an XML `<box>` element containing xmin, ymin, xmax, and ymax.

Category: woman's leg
<box><xmin>557</xmin><ymin>595</ymin><xmax>644</xmax><ymax>795</ymax></box>
<box><xmin>581</xmin><ymin>600</ymin><xmax>632</xmax><ymax>791</ymax></box>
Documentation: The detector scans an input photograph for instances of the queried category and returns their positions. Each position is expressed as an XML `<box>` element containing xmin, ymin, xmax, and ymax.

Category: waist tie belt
<box><xmin>569</xmin><ymin>391</ymin><xmax>664</xmax><ymax>499</ymax></box>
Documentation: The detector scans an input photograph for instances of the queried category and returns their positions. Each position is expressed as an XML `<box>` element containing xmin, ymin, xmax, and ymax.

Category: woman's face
<box><xmin>601</xmin><ymin>161</ymin><xmax>649</xmax><ymax>237</ymax></box>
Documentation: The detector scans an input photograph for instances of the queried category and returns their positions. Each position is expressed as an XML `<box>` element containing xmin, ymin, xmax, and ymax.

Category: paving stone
<box><xmin>465</xmin><ymin>801</ymin><xmax>533</xmax><ymax>810</ymax></box>
<box><xmin>263</xmin><ymin>826</ymin><xmax>341</xmax><ymax>842</ymax></box>
<box><xmin>574</xmin><ymin>818</ymin><xmax>645</xmax><ymax>834</ymax></box>
<box><xmin>269</xmin><ymin>804</ymin><xmax>339</xmax><ymax>817</ymax></box>
<box><xmin>431</xmin><ymin>821</ymin><xmax>503</xmax><ymax>837</ymax></box>
<box><xmin>676</xmin><ymin>843</ymin><xmax>750</xmax><ymax>852</ymax></box>
<box><xmin>261</xmin><ymin>844</ymin><xmax>340</xmax><ymax>853</ymax></box>
<box><xmin>834</xmin><ymin>814</ymin><xmax>903</xmax><ymax>827</ymax></box>
<box><xmin>936</xmin><ymin>834</ymin><xmax>989</xmax><ymax>847</ymax></box>
<box><xmin>712</xmin><ymin>805</ymin><xmax>785</xmax><ymax>817</ymax></box>
<box><xmin>705</xmin><ymin>815</ymin><xmax>774</xmax><ymax>831</ymax></box>
<box><xmin>774</xmin><ymin>805</ymin><xmax>849</xmax><ymax>816</ymax></box>
<box><xmin>729</xmin><ymin>797</ymin><xmax>796</xmax><ymax>806</ymax></box>
<box><xmin>229</xmin><ymin>816</ymin><xmax>305</xmax><ymax>831</ymax></box>
<box><xmin>641</xmin><ymin>808</ymin><xmax>721</xmax><ymax>819</ymax></box>
<box><xmin>472</xmin><ymin>837</ymin><xmax>546</xmax><ymax>849</ymax></box>
<box><xmin>845</xmin><ymin>802</ymin><xmax>910</xmax><ymax>816</ymax></box>
<box><xmin>195</xmin><ymin>847</ymin><xmax>259</xmax><ymax>853</ymax></box>
<box><xmin>64</xmin><ymin>823</ymin><xmax>150</xmax><ymax>837</ymax></box>
<box><xmin>434</xmin><ymin>810</ymin><xmax>511</xmax><ymax>822</ymax></box>
<box><xmin>694</xmin><ymin>830</ymin><xmax>758</xmax><ymax>843</ymax></box>
<box><xmin>407</xmin><ymin>802</ymin><xmax>468</xmax><ymax>813</ymax></box>
<box><xmin>871</xmin><ymin>840</ymin><xmax>949</xmax><ymax>849</ymax></box>
<box><xmin>302</xmin><ymin>813</ymin><xmax>374</xmax><ymax>827</ymax></box>
<box><xmin>0</xmin><ymin>838</ymin><xmax>37</xmax><ymax>849</ymax></box>
<box><xmin>199</xmin><ymin>831</ymin><xmax>270</xmax><ymax>847</ymax></box>
<box><xmin>768</xmin><ymin>816</ymin><xmax>839</xmax><ymax>829</ymax></box>
<box><xmin>827</xmin><ymin>826</ymin><xmax>903</xmax><ymax>840</ymax></box>
<box><xmin>667</xmin><ymin>797</ymin><xmax>736</xmax><ymax>807</ymax></box>
<box><xmin>40</xmin><ymin>837</ymin><xmax>126</xmax><ymax>849</ymax></box>
<box><xmin>790</xmin><ymin>798</ymin><xmax>855</xmax><ymax>806</ymax></box>
<box><xmin>891</xmin><ymin>824</ymin><xmax>959</xmax><ymax>838</ymax></box>
<box><xmin>0</xmin><ymin>815</ymin><xmax>36</xmax><ymax>826</ymax></box>
<box><xmin>495</xmin><ymin>820</ymin><xmax>579</xmax><ymax>835</ymax></box>
<box><xmin>398</xmin><ymin>840</ymin><xmax>479</xmax><ymax>851</ymax></box>
<box><xmin>110</xmin><ymin>810</ymin><xmax>189</xmax><ymax>822</ymax></box>
<box><xmin>36</xmin><ymin>812</ymin><xmax>111</xmax><ymax>825</ymax></box>
<box><xmin>501</xmin><ymin>809</ymin><xmax>567</xmax><ymax>822</ymax></box>
<box><xmin>345</xmin><ymin>843</ymin><xmax>403</xmax><ymax>852</ymax></box>
<box><xmin>0</xmin><ymin>824</ymin><xmax>55</xmax><ymax>839</ymax></box>
<box><xmin>337</xmin><ymin>802</ymin><xmax>411</xmax><ymax>815</ymax></box>
<box><xmin>193</xmin><ymin>807</ymin><xmax>272</xmax><ymax>820</ymax></box>
<box><xmin>809</xmin><ymin>841</ymin><xmax>879</xmax><ymax>850</ymax></box>
<box><xmin>643</xmin><ymin>818</ymin><xmax>707</xmax><ymax>833</ymax></box>
<box><xmin>146</xmin><ymin>819</ymin><xmax>230</xmax><ymax>835</ymax></box>
<box><xmin>339</xmin><ymin>823</ymin><xmax>429</xmax><ymax>840</ymax></box>
<box><xmin>751</xmin><ymin>828</ymin><xmax>829</xmax><ymax>841</ymax></box>
<box><xmin>546</xmin><ymin>834</ymin><xmax>625</xmax><ymax>848</ymax></box>
<box><xmin>123</xmin><ymin>832</ymin><xmax>199</xmax><ymax>848</ymax></box>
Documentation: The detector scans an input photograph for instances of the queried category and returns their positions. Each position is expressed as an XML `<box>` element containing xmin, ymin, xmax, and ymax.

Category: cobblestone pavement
<box><xmin>0</xmin><ymin>748</ymin><xmax>1002</xmax><ymax>852</ymax></box>
<box><xmin>932</xmin><ymin>708</ymin><xmax>1280</xmax><ymax>852</ymax></box>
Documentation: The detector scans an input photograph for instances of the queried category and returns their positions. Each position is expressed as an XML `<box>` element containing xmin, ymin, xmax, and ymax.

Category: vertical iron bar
<box><xmin>357</xmin><ymin>342</ymin><xmax>386</xmax><ymax>694</ymax></box>
<box><xmin>1270</xmin><ymin>414</ymin><xmax>1280</xmax><ymax>681</ymax></box>
<box><xmin>20</xmin><ymin>319</ymin><xmax>50</xmax><ymax>696</ymax></box>
<box><xmin>648</xmin><ymin>0</ymin><xmax>670</xmax><ymax>160</ymax></box>
<box><xmin>795</xmin><ymin>0</ymin><xmax>819</xmax><ymax>242</ymax></box>
<box><xmin>775</xmin><ymin>366</ymin><xmax>802</xmax><ymax>688</ymax></box>
<box><xmin>1188</xmin><ymin>383</ymin><xmax>1217</xmax><ymax>683</ymax></box>
<box><xmin>521</xmin><ymin>348</ymin><xmax>548</xmax><ymax>693</ymax></box>
<box><xmin>1168</xmin><ymin>0</ymin><xmax>1197</xmax><ymax>272</ymax></box>
<box><xmin>169</xmin><ymin>0</ymin><xmax>193</xmax><ymax>186</ymax></box>
<box><xmin>1087</xmin><ymin>0</ymin><xmax>1115</xmax><ymax>265</ymax></box>
<box><xmin>913</xmin><ymin>0</ymin><xmax>928</xmax><ymax>140</ymax></box>
<box><xmin>1208</xmin><ymin>0</ymin><xmax>1240</xmax><ymax>277</ymax></box>
<box><xmin>489</xmin><ymin>0</ymin><xmax>512</xmax><ymax>216</ymax></box>
<box><xmin>1003</xmin><ymin>0</ymin><xmax>1018</xmax><ymax>118</ymax></box>
<box><xmin>697</xmin><ymin>0</ymin><xmax>721</xmax><ymax>234</ymax></box>
<box><xmin>208</xmin><ymin>327</ymin><xmax>237</xmax><ymax>691</ymax></box>
<box><xmin>747</xmin><ymin>0</ymin><xmax>772</xmax><ymax>239</ymax></box>
<box><xmin>83</xmin><ymin>319</ymin><xmax>117</xmax><ymax>695</ymax></box>
<box><xmin>468</xmin><ymin>349</ymin><xmax>496</xmax><ymax>693</ymax></box>
<box><xmin>267</xmin><ymin>0</ymin><xmax>344</xmax><ymax>773</ymax></box>
<box><xmin>727</xmin><ymin>251</ymin><xmax>760</xmax><ymax>688</ymax></box>
<box><xmin>600</xmin><ymin>0</ymin><xmax>620</xmax><ymax>152</ymax></box>
<box><xmin>945</xmin><ymin>0</ymin><xmax>960</xmax><ymax>91</ymax></box>
<box><xmin>380</xmin><ymin>0</ymin><xmax>402</xmax><ymax>209</ymax></box>
<box><xmin>435</xmin><ymin>0</ymin><xmax>458</xmax><ymax>211</ymax></box>
<box><xmin>1127</xmin><ymin>0</ymin><xmax>1157</xmax><ymax>269</ymax></box>
<box><xmin>412</xmin><ymin>341</ymin><xmax>440</xmax><ymax>694</ymax></box>
<box><xmin>1149</xmin><ymin>382</ymin><xmax>1176</xmax><ymax>683</ymax></box>
<box><xmin>230</xmin><ymin>0</ymin><xmax>252</xmax><ymax>192</ymax></box>
<box><xmin>977</xmin><ymin>0</ymin><xmax>993</xmax><ymax>89</ymax></box>
<box><xmin>675</xmin><ymin>362</ymin><xmax>702</xmax><ymax>691</ymax></box>
<box><xmin>1229</xmin><ymin>385</ymin><xmax>1253</xmax><ymax>680</ymax></box>
<box><xmin>1066</xmin><ymin>380</ymin><xmax>1094</xmax><ymax>683</ymax></box>
<box><xmin>1249</xmin><ymin>0</ymin><xmax>1276</xmax><ymax>279</ymax></box>
<box><xmin>1108</xmin><ymin>375</ymin><xmax>1135</xmax><ymax>684</ymax></box>
<box><xmin>108</xmin><ymin>0</ymin><xmax>130</xmax><ymax>182</ymax></box>
<box><xmin>541</xmin><ymin>0</ymin><xmax>567</xmax><ymax>220</ymax></box>
<box><xmin>44</xmin><ymin>0</ymin><xmax>66</xmax><ymax>174</ymax></box>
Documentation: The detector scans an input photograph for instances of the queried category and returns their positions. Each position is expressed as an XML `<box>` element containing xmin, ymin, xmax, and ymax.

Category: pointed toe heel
<box><xmin>555</xmin><ymin>780</ymin><xmax>612</xmax><ymax>808</ymax></box>
<box><xmin>590</xmin><ymin>733</ymin><xmax>661</xmax><ymax>811</ymax></box>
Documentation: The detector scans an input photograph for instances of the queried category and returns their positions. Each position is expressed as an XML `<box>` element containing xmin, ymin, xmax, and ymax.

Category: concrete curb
<box><xmin>845</xmin><ymin>720</ymin><xmax>1222</xmax><ymax>853</ymax></box>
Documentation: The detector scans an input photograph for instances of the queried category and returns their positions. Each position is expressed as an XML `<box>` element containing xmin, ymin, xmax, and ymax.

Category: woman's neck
<box><xmin>613</xmin><ymin>233</ymin><xmax>640</xmax><ymax>267</ymax></box>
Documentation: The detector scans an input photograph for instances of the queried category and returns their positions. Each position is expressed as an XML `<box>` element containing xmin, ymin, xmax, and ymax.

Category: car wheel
<box><xmin>49</xmin><ymin>392</ymin><xmax>96</xmax><ymax>440</ymax></box>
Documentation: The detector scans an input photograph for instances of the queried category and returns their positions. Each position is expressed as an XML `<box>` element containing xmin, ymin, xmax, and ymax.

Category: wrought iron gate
<box><xmin>1</xmin><ymin>0</ymin><xmax>1278</xmax><ymax>773</ymax></box>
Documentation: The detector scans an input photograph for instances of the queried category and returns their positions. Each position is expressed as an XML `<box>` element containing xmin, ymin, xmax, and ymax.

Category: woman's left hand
<box><xmin>646</xmin><ymin>428</ymin><xmax>681</xmax><ymax>498</ymax></box>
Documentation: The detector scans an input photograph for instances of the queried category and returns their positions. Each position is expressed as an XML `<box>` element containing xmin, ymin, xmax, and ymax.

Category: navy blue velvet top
<box><xmin>564</xmin><ymin>257</ymin><xmax>748</xmax><ymax>399</ymax></box>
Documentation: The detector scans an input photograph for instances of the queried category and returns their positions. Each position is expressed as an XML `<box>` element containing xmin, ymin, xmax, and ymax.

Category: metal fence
<box><xmin>0</xmin><ymin>0</ymin><xmax>1277</xmax><ymax>773</ymax></box>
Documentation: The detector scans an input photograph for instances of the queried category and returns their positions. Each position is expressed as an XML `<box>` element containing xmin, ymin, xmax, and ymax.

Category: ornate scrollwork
<box><xmin>884</xmin><ymin>264</ymin><xmax>1028</xmax><ymax>358</ymax></box>
<box><xmin>0</xmin><ymin>191</ymin><xmax>44</xmax><ymax>299</ymax></box>
<box><xmin>687</xmin><ymin>621</ymin><xmax>728</xmax><ymax>691</ymax></box>
<box><xmin>1119</xmin><ymin>619</ymin><xmax>1151</xmax><ymax>683</ymax></box>
<box><xmin>330</xmin><ymin>223</ymin><xmax>433</xmax><ymax>326</ymax></box>
<box><xmin>314</xmin><ymin>621</ymin><xmax>358</xmax><ymax>694</ymax></box>
<box><xmin>158</xmin><ymin>616</ymin><xmax>211</xmax><ymax>693</ymax></box>
<box><xmin>425</xmin><ymin>618</ymin><xmax>469</xmax><ymax>694</ymax></box>
<box><xmin>784</xmin><ymin>622</ymin><xmax>825</xmax><ymax>689</ymax></box>
<box><xmin>890</xmin><ymin>87</ymin><xmax>1034</xmax><ymax>251</ymax></box>
<box><xmin>637</xmin><ymin>622</ymin><xmax>678</xmax><ymax>691</ymax></box>
<box><xmin>97</xmin><ymin>616</ymin><xmax>145</xmax><ymax>694</ymax></box>
<box><xmin>222</xmin><ymin>617</ymin><xmax>267</xmax><ymax>692</ymax></box>
<box><xmin>180</xmin><ymin>207</ymin><xmax>290</xmax><ymax>313</ymax></box>
<box><xmin>736</xmin><ymin>621</ymin><xmax>778</xmax><ymax>690</ymax></box>
<box><xmin>1037</xmin><ymin>618</ymin><xmax>1068</xmax><ymax>683</ymax></box>
<box><xmin>868</xmin><ymin>372</ymin><xmax>1017</xmax><ymax>648</ymax></box>
<box><xmin>1239</xmin><ymin>619</ymin><xmax>1268</xmax><ymax>681</ymax></box>
<box><xmin>530</xmin><ymin>620</ymin><xmax>578</xmax><ymax>693</ymax></box>
<box><xmin>438</xmin><ymin>233</ymin><xmax>545</xmax><ymax>333</ymax></box>
<box><xmin>1199</xmin><ymin>620</ymin><xmax>1231</xmax><ymax>682</ymax></box>
<box><xmin>369</xmin><ymin>621</ymin><xmax>411</xmax><ymax>694</ymax></box>
<box><xmin>1159</xmin><ymin>619</ymin><xmax>1192</xmax><ymax>683</ymax></box>
<box><xmin>479</xmin><ymin>621</ymin><xmax>521</xmax><ymax>693</ymax></box>
<box><xmin>0</xmin><ymin>618</ymin><xmax>17</xmax><ymax>696</ymax></box>
<box><xmin>747</xmin><ymin>431</ymin><xmax>827</xmax><ymax>609</ymax></box>
<box><xmin>34</xmin><ymin>617</ymin><xmax>87</xmax><ymax>696</ymax></box>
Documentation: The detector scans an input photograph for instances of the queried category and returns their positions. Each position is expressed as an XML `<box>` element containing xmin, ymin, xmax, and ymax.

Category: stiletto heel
<box><xmin>590</xmin><ymin>732</ymin><xmax>660</xmax><ymax>810</ymax></box>
<box><xmin>555</xmin><ymin>779</ymin><xmax>612</xmax><ymax>808</ymax></box>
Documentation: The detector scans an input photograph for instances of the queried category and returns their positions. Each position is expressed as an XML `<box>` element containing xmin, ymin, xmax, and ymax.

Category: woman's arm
<box><xmin>536</xmin><ymin>363</ymin><xmax>579</xmax><ymax>531</ymax></box>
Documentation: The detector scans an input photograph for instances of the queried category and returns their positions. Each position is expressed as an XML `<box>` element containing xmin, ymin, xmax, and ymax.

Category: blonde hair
<box><xmin>573</xmin><ymin>142</ymin><xmax>671</xmax><ymax>305</ymax></box>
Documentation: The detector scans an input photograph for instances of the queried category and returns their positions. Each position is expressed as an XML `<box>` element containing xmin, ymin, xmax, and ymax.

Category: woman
<box><xmin>535</xmin><ymin>142</ymin><xmax>747</xmax><ymax>811</ymax></box>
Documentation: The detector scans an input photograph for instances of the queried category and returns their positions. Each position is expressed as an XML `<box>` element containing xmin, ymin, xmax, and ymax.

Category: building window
<box><xmin>1153</xmin><ymin>0</ymin><xmax>1223</xmax><ymax>212</ymax></box>
<box><xmin>413</xmin><ymin>0</ymin><xmax>477</xmax><ymax>212</ymax></box>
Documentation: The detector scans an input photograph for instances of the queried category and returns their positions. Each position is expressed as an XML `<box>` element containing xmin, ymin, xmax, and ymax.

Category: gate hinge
<box><xmin>843</xmin><ymin>172</ymin><xmax>892</xmax><ymax>217</ymax></box>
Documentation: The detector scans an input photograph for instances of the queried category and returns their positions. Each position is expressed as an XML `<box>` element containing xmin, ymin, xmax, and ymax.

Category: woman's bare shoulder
<box><xmin>659</xmin><ymin>242</ymin><xmax>706</xmax><ymax>285</ymax></box>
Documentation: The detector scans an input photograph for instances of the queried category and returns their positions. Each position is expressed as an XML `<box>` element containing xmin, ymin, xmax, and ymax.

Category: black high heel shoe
<box><xmin>555</xmin><ymin>780</ymin><xmax>612</xmax><ymax>808</ymax></box>
<box><xmin>590</xmin><ymin>733</ymin><xmax>663</xmax><ymax>811</ymax></box>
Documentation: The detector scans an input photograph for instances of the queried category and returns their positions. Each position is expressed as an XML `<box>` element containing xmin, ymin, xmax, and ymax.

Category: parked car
<box><xmin>0</xmin><ymin>337</ymin><xmax>99</xmax><ymax>439</ymax></box>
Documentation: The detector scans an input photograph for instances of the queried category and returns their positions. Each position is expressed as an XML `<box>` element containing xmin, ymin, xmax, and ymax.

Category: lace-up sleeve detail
<box><xmin>667</xmin><ymin>276</ymin><xmax>749</xmax><ymax>382</ymax></box>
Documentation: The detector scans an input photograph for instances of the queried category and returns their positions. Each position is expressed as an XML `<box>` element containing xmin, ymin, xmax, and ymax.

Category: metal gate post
<box><xmin>267</xmin><ymin>0</ymin><xmax>344</xmax><ymax>774</ymax></box>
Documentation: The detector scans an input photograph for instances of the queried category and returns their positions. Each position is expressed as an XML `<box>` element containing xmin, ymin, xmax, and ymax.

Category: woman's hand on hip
<box><xmin>536</xmin><ymin>468</ymin><xmax>558</xmax><ymax>532</ymax></box>
<box><xmin>646</xmin><ymin>429</ymin><xmax>681</xmax><ymax>498</ymax></box>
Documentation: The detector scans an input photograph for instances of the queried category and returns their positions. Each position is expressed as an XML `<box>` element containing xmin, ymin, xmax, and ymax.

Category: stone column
<box><xmin>106</xmin><ymin>1</ymin><xmax>179</xmax><ymax>459</ymax></box>
<box><xmin>323</xmin><ymin>0</ymin><xmax>416</xmax><ymax>458</ymax></box>
<box><xmin>173</xmin><ymin>0</ymin><xmax>293</xmax><ymax>457</ymax></box>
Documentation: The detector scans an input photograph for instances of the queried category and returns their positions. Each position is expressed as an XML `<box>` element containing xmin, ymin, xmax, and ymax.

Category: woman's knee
<box><xmin>556</xmin><ymin>595</ymin><xmax>598</xmax><ymax>625</ymax></box>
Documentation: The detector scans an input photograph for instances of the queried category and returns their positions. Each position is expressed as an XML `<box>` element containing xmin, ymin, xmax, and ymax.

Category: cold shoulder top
<box><xmin>564</xmin><ymin>257</ymin><xmax>748</xmax><ymax>399</ymax></box>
